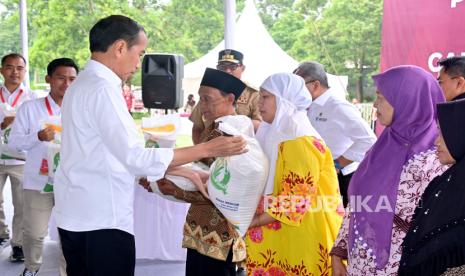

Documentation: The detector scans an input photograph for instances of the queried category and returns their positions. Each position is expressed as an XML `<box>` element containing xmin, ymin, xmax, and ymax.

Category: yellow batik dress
<box><xmin>246</xmin><ymin>136</ymin><xmax>344</xmax><ymax>276</ymax></box>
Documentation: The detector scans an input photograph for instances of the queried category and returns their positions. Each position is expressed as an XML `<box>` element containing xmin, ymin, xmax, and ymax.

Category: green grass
<box><xmin>176</xmin><ymin>134</ymin><xmax>193</xmax><ymax>148</ymax></box>
<box><xmin>132</xmin><ymin>111</ymin><xmax>151</xmax><ymax>125</ymax></box>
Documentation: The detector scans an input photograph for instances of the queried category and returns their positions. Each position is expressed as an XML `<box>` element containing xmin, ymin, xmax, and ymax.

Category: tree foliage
<box><xmin>257</xmin><ymin>0</ymin><xmax>382</xmax><ymax>100</ymax></box>
<box><xmin>0</xmin><ymin>0</ymin><xmax>383</xmax><ymax>100</ymax></box>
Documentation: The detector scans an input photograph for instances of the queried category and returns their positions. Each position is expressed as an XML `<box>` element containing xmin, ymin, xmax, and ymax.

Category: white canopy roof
<box><xmin>183</xmin><ymin>0</ymin><xmax>348</xmax><ymax>99</ymax></box>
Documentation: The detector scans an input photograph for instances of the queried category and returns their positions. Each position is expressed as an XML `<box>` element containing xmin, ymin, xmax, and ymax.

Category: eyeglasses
<box><xmin>438</xmin><ymin>76</ymin><xmax>461</xmax><ymax>84</ymax></box>
<box><xmin>2</xmin><ymin>65</ymin><xmax>26</xmax><ymax>72</ymax></box>
<box><xmin>217</xmin><ymin>63</ymin><xmax>240</xmax><ymax>72</ymax></box>
<box><xmin>305</xmin><ymin>79</ymin><xmax>318</xmax><ymax>85</ymax></box>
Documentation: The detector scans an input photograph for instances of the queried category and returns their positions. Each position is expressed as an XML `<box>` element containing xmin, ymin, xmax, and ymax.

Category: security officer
<box><xmin>190</xmin><ymin>49</ymin><xmax>261</xmax><ymax>144</ymax></box>
<box><xmin>294</xmin><ymin>61</ymin><xmax>376</xmax><ymax>207</ymax></box>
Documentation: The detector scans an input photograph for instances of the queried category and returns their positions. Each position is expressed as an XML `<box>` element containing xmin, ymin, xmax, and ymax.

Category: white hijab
<box><xmin>256</xmin><ymin>73</ymin><xmax>321</xmax><ymax>195</ymax></box>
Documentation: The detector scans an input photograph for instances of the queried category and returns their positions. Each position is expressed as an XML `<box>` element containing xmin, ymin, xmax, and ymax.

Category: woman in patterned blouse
<box><xmin>331</xmin><ymin>65</ymin><xmax>447</xmax><ymax>275</ymax></box>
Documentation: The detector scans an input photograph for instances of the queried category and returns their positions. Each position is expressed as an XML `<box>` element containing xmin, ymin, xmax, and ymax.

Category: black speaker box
<box><xmin>142</xmin><ymin>54</ymin><xmax>184</xmax><ymax>109</ymax></box>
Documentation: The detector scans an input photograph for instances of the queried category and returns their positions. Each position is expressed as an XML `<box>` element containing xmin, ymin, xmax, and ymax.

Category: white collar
<box><xmin>1</xmin><ymin>83</ymin><xmax>25</xmax><ymax>95</ymax></box>
<box><xmin>86</xmin><ymin>60</ymin><xmax>122</xmax><ymax>88</ymax></box>
<box><xmin>312</xmin><ymin>88</ymin><xmax>333</xmax><ymax>106</ymax></box>
<box><xmin>46</xmin><ymin>94</ymin><xmax>61</xmax><ymax>111</ymax></box>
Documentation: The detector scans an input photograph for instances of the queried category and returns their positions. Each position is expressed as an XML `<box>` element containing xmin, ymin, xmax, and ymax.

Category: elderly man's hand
<box><xmin>204</xmin><ymin>136</ymin><xmax>248</xmax><ymax>157</ymax></box>
<box><xmin>138</xmin><ymin>177</ymin><xmax>153</xmax><ymax>193</ymax></box>
<box><xmin>157</xmin><ymin>178</ymin><xmax>177</xmax><ymax>196</ymax></box>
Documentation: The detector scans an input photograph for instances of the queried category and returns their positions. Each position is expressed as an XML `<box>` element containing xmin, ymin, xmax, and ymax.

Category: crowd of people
<box><xmin>0</xmin><ymin>14</ymin><xmax>464</xmax><ymax>276</ymax></box>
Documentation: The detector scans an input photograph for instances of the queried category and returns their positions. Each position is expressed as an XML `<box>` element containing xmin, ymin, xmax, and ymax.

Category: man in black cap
<box><xmin>141</xmin><ymin>68</ymin><xmax>249</xmax><ymax>276</ymax></box>
<box><xmin>190</xmin><ymin>49</ymin><xmax>261</xmax><ymax>145</ymax></box>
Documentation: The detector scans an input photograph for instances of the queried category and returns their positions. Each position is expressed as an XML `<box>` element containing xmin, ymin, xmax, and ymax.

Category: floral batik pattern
<box><xmin>246</xmin><ymin>136</ymin><xmax>343</xmax><ymax>275</ymax></box>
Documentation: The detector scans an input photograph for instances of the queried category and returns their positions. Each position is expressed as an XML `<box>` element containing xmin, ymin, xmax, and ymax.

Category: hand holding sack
<box><xmin>146</xmin><ymin>163</ymin><xmax>209</xmax><ymax>202</ymax></box>
<box><xmin>139</xmin><ymin>114</ymin><xmax>204</xmax><ymax>200</ymax></box>
<box><xmin>0</xmin><ymin>103</ymin><xmax>25</xmax><ymax>160</ymax></box>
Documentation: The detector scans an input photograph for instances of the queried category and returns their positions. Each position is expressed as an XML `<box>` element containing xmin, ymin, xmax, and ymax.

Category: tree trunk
<box><xmin>355</xmin><ymin>59</ymin><xmax>362</xmax><ymax>101</ymax></box>
<box><xmin>358</xmin><ymin>70</ymin><xmax>364</xmax><ymax>102</ymax></box>
<box><xmin>358</xmin><ymin>53</ymin><xmax>366</xmax><ymax>102</ymax></box>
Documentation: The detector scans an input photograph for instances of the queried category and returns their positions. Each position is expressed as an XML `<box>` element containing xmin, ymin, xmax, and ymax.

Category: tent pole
<box><xmin>224</xmin><ymin>0</ymin><xmax>236</xmax><ymax>49</ymax></box>
<box><xmin>20</xmin><ymin>0</ymin><xmax>30</xmax><ymax>87</ymax></box>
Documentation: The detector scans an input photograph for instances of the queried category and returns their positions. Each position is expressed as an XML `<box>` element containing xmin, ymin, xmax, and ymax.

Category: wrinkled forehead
<box><xmin>199</xmin><ymin>85</ymin><xmax>223</xmax><ymax>97</ymax></box>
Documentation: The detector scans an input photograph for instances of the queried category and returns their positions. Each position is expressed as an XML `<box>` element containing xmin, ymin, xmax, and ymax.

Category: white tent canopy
<box><xmin>182</xmin><ymin>0</ymin><xmax>348</xmax><ymax>100</ymax></box>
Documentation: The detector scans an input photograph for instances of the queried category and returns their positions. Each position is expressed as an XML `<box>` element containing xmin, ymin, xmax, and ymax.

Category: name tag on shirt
<box><xmin>315</xmin><ymin>112</ymin><xmax>328</xmax><ymax>122</ymax></box>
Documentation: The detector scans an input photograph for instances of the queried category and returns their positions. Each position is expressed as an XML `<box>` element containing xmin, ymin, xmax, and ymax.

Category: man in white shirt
<box><xmin>9</xmin><ymin>57</ymin><xmax>79</xmax><ymax>276</ymax></box>
<box><xmin>0</xmin><ymin>53</ymin><xmax>37</xmax><ymax>261</ymax></box>
<box><xmin>294</xmin><ymin>61</ymin><xmax>376</xmax><ymax>207</ymax></box>
<box><xmin>437</xmin><ymin>56</ymin><xmax>465</xmax><ymax>102</ymax></box>
<box><xmin>53</xmin><ymin>15</ymin><xmax>247</xmax><ymax>276</ymax></box>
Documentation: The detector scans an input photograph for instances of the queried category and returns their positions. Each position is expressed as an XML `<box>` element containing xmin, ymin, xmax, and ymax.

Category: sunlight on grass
<box><xmin>176</xmin><ymin>135</ymin><xmax>193</xmax><ymax>148</ymax></box>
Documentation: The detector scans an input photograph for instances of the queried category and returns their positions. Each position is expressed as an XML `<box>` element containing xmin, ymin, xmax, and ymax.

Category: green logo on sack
<box><xmin>53</xmin><ymin>152</ymin><xmax>60</xmax><ymax>172</ymax></box>
<box><xmin>42</xmin><ymin>183</ymin><xmax>53</xmax><ymax>193</ymax></box>
<box><xmin>210</xmin><ymin>158</ymin><xmax>231</xmax><ymax>195</ymax></box>
<box><xmin>3</xmin><ymin>127</ymin><xmax>11</xmax><ymax>144</ymax></box>
<box><xmin>145</xmin><ymin>140</ymin><xmax>159</xmax><ymax>148</ymax></box>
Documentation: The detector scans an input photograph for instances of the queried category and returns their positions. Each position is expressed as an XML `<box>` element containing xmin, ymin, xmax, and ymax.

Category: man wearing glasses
<box><xmin>294</xmin><ymin>61</ymin><xmax>376</xmax><ymax>207</ymax></box>
<box><xmin>190</xmin><ymin>49</ymin><xmax>261</xmax><ymax>145</ymax></box>
<box><xmin>0</xmin><ymin>53</ymin><xmax>37</xmax><ymax>261</ymax></box>
<box><xmin>437</xmin><ymin>56</ymin><xmax>465</xmax><ymax>102</ymax></box>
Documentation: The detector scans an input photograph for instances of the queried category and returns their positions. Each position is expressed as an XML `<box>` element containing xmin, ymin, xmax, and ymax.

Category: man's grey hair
<box><xmin>294</xmin><ymin>61</ymin><xmax>329</xmax><ymax>88</ymax></box>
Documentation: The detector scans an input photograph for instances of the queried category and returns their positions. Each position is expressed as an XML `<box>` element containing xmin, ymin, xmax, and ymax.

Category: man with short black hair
<box><xmin>0</xmin><ymin>53</ymin><xmax>37</xmax><ymax>261</ymax></box>
<box><xmin>53</xmin><ymin>15</ymin><xmax>246</xmax><ymax>276</ymax></box>
<box><xmin>294</xmin><ymin>61</ymin><xmax>376</xmax><ymax>207</ymax></box>
<box><xmin>437</xmin><ymin>56</ymin><xmax>465</xmax><ymax>101</ymax></box>
<box><xmin>9</xmin><ymin>57</ymin><xmax>79</xmax><ymax>276</ymax></box>
<box><xmin>190</xmin><ymin>49</ymin><xmax>261</xmax><ymax>144</ymax></box>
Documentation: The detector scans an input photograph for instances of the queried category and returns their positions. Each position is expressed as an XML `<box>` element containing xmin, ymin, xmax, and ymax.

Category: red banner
<box><xmin>380</xmin><ymin>0</ymin><xmax>465</xmax><ymax>73</ymax></box>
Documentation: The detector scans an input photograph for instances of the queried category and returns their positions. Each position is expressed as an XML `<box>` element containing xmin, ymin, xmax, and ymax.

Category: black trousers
<box><xmin>338</xmin><ymin>171</ymin><xmax>354</xmax><ymax>208</ymax></box>
<box><xmin>185</xmin><ymin>248</ymin><xmax>236</xmax><ymax>276</ymax></box>
<box><xmin>58</xmin><ymin>228</ymin><xmax>135</xmax><ymax>276</ymax></box>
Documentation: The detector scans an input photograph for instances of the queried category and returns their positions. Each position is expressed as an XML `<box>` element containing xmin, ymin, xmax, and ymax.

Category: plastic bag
<box><xmin>42</xmin><ymin>143</ymin><xmax>60</xmax><ymax>193</ymax></box>
<box><xmin>141</xmin><ymin>114</ymin><xmax>181</xmax><ymax>148</ymax></box>
<box><xmin>0</xmin><ymin>103</ymin><xmax>24</xmax><ymax>160</ymax></box>
<box><xmin>40</xmin><ymin>116</ymin><xmax>62</xmax><ymax>193</ymax></box>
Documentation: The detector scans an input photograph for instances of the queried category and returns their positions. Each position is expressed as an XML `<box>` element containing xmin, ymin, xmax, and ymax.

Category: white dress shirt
<box><xmin>8</xmin><ymin>95</ymin><xmax>61</xmax><ymax>191</ymax></box>
<box><xmin>0</xmin><ymin>84</ymin><xmax>38</xmax><ymax>165</ymax></box>
<box><xmin>307</xmin><ymin>88</ymin><xmax>376</xmax><ymax>175</ymax></box>
<box><xmin>54</xmin><ymin>60</ymin><xmax>174</xmax><ymax>235</ymax></box>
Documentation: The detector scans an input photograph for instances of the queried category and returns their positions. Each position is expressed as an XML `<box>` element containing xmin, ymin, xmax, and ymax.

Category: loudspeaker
<box><xmin>142</xmin><ymin>54</ymin><xmax>184</xmax><ymax>109</ymax></box>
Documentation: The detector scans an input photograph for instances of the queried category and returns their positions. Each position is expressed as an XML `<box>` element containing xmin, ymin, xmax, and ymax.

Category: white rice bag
<box><xmin>208</xmin><ymin>115</ymin><xmax>269</xmax><ymax>236</ymax></box>
<box><xmin>143</xmin><ymin>163</ymin><xmax>208</xmax><ymax>202</ymax></box>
